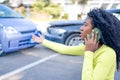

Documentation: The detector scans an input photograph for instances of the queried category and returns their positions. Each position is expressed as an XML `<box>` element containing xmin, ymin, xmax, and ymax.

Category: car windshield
<box><xmin>113</xmin><ymin>13</ymin><xmax>120</xmax><ymax>20</ymax></box>
<box><xmin>0</xmin><ymin>4</ymin><xmax>23</xmax><ymax>18</ymax></box>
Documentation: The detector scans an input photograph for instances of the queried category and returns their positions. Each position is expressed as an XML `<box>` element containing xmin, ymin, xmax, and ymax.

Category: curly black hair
<box><xmin>87</xmin><ymin>8</ymin><xmax>120</xmax><ymax>70</ymax></box>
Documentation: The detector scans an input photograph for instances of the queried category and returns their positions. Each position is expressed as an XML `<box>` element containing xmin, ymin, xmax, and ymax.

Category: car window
<box><xmin>0</xmin><ymin>4</ymin><xmax>23</xmax><ymax>18</ymax></box>
<box><xmin>113</xmin><ymin>13</ymin><xmax>120</xmax><ymax>20</ymax></box>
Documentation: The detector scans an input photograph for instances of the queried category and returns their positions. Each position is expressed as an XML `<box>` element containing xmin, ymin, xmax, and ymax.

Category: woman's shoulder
<box><xmin>102</xmin><ymin>45</ymin><xmax>115</xmax><ymax>53</ymax></box>
<box><xmin>98</xmin><ymin>44</ymin><xmax>116</xmax><ymax>59</ymax></box>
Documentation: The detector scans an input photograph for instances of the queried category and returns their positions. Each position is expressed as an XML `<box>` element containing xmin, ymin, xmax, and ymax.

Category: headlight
<box><xmin>3</xmin><ymin>26</ymin><xmax>19</xmax><ymax>34</ymax></box>
<box><xmin>49</xmin><ymin>28</ymin><xmax>66</xmax><ymax>34</ymax></box>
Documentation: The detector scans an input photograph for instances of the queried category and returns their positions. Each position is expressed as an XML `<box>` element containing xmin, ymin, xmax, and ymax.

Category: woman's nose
<box><xmin>80</xmin><ymin>25</ymin><xmax>84</xmax><ymax>31</ymax></box>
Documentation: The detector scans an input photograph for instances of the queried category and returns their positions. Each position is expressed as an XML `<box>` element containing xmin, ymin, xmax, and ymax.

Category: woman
<box><xmin>32</xmin><ymin>9</ymin><xmax>120</xmax><ymax>80</ymax></box>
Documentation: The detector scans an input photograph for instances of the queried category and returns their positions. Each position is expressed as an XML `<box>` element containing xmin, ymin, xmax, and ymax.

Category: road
<box><xmin>0</xmin><ymin>44</ymin><xmax>120</xmax><ymax>80</ymax></box>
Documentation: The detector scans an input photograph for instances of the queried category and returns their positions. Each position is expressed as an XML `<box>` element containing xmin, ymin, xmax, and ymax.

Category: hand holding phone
<box><xmin>89</xmin><ymin>28</ymin><xmax>101</xmax><ymax>41</ymax></box>
<box><xmin>30</xmin><ymin>31</ymin><xmax>43</xmax><ymax>44</ymax></box>
<box><xmin>85</xmin><ymin>28</ymin><xmax>101</xmax><ymax>52</ymax></box>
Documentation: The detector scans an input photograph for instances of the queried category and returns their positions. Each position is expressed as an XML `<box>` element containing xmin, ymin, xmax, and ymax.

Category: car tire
<box><xmin>0</xmin><ymin>44</ymin><xmax>4</xmax><ymax>56</ymax></box>
<box><xmin>65</xmin><ymin>33</ymin><xmax>83</xmax><ymax>46</ymax></box>
<box><xmin>28</xmin><ymin>45</ymin><xmax>36</xmax><ymax>48</ymax></box>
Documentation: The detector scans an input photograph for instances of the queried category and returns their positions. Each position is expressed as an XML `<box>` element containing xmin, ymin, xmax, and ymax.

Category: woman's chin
<box><xmin>81</xmin><ymin>37</ymin><xmax>84</xmax><ymax>40</ymax></box>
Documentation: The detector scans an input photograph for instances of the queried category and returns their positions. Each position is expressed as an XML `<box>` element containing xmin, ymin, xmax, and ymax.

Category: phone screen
<box><xmin>89</xmin><ymin>28</ymin><xmax>101</xmax><ymax>41</ymax></box>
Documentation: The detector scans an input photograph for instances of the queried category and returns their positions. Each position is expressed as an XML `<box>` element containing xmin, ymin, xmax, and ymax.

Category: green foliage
<box><xmin>44</xmin><ymin>3</ymin><xmax>62</xmax><ymax>18</ymax></box>
<box><xmin>78</xmin><ymin>0</ymin><xmax>88</xmax><ymax>5</ymax></box>
<box><xmin>71</xmin><ymin>0</ymin><xmax>76</xmax><ymax>4</ymax></box>
<box><xmin>31</xmin><ymin>2</ymin><xmax>44</xmax><ymax>12</ymax></box>
<box><xmin>71</xmin><ymin>0</ymin><xmax>88</xmax><ymax>5</ymax></box>
<box><xmin>31</xmin><ymin>1</ymin><xmax>62</xmax><ymax>19</ymax></box>
<box><xmin>62</xmin><ymin>13</ymin><xmax>68</xmax><ymax>19</ymax></box>
<box><xmin>36</xmin><ymin>0</ymin><xmax>51</xmax><ymax>7</ymax></box>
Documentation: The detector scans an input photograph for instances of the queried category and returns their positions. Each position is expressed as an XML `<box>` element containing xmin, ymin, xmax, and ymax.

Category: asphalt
<box><xmin>0</xmin><ymin>45</ymin><xmax>120</xmax><ymax>80</ymax></box>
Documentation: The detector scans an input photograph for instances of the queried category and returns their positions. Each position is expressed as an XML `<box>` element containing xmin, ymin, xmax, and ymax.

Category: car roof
<box><xmin>49</xmin><ymin>20</ymin><xmax>84</xmax><ymax>26</ymax></box>
<box><xmin>107</xmin><ymin>9</ymin><xmax>120</xmax><ymax>13</ymax></box>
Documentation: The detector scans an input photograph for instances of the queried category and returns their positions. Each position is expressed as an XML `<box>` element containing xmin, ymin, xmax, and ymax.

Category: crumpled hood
<box><xmin>0</xmin><ymin>18</ymin><xmax>37</xmax><ymax>32</ymax></box>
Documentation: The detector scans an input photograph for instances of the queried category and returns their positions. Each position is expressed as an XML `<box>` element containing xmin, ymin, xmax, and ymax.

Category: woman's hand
<box><xmin>84</xmin><ymin>30</ymin><xmax>99</xmax><ymax>52</ymax></box>
<box><xmin>32</xmin><ymin>34</ymin><xmax>44</xmax><ymax>43</ymax></box>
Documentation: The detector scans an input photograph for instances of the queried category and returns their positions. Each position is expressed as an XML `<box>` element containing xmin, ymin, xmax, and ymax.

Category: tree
<box><xmin>31</xmin><ymin>0</ymin><xmax>62</xmax><ymax>19</ymax></box>
<box><xmin>78</xmin><ymin>0</ymin><xmax>88</xmax><ymax>5</ymax></box>
<box><xmin>35</xmin><ymin>0</ymin><xmax>51</xmax><ymax>7</ymax></box>
<box><xmin>71</xmin><ymin>0</ymin><xmax>88</xmax><ymax>5</ymax></box>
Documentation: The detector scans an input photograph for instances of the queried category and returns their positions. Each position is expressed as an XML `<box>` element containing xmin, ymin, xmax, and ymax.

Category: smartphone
<box><xmin>89</xmin><ymin>28</ymin><xmax>101</xmax><ymax>41</ymax></box>
<box><xmin>35</xmin><ymin>31</ymin><xmax>42</xmax><ymax>37</ymax></box>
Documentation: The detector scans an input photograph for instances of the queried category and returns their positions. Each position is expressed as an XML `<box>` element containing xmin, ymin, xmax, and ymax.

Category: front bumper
<box><xmin>1</xmin><ymin>31</ymin><xmax>40</xmax><ymax>53</ymax></box>
<box><xmin>45</xmin><ymin>33</ymin><xmax>64</xmax><ymax>44</ymax></box>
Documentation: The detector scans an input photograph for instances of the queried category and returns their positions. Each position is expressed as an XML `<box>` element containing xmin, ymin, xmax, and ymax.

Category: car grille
<box><xmin>18</xmin><ymin>39</ymin><xmax>30</xmax><ymax>46</ymax></box>
<box><xmin>20</xmin><ymin>30</ymin><xmax>36</xmax><ymax>34</ymax></box>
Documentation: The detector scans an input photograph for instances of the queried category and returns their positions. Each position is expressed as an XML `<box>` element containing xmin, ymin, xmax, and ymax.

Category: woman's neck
<box><xmin>98</xmin><ymin>43</ymin><xmax>103</xmax><ymax>49</ymax></box>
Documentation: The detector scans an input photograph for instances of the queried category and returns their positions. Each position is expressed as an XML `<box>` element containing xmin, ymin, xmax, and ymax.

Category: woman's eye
<box><xmin>84</xmin><ymin>25</ymin><xmax>87</xmax><ymax>27</ymax></box>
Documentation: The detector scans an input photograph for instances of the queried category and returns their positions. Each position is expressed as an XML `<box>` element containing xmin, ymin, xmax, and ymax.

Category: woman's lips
<box><xmin>80</xmin><ymin>32</ymin><xmax>83</xmax><ymax>36</ymax></box>
<box><xmin>80</xmin><ymin>33</ymin><xmax>82</xmax><ymax>37</ymax></box>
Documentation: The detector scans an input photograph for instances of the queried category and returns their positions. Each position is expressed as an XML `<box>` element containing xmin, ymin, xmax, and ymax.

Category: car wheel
<box><xmin>28</xmin><ymin>45</ymin><xmax>36</xmax><ymax>48</ymax></box>
<box><xmin>0</xmin><ymin>44</ymin><xmax>4</xmax><ymax>56</ymax></box>
<box><xmin>65</xmin><ymin>33</ymin><xmax>83</xmax><ymax>46</ymax></box>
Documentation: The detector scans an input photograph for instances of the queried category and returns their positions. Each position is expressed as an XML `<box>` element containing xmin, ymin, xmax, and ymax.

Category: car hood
<box><xmin>0</xmin><ymin>18</ymin><xmax>36</xmax><ymax>32</ymax></box>
<box><xmin>49</xmin><ymin>20</ymin><xmax>84</xmax><ymax>27</ymax></box>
